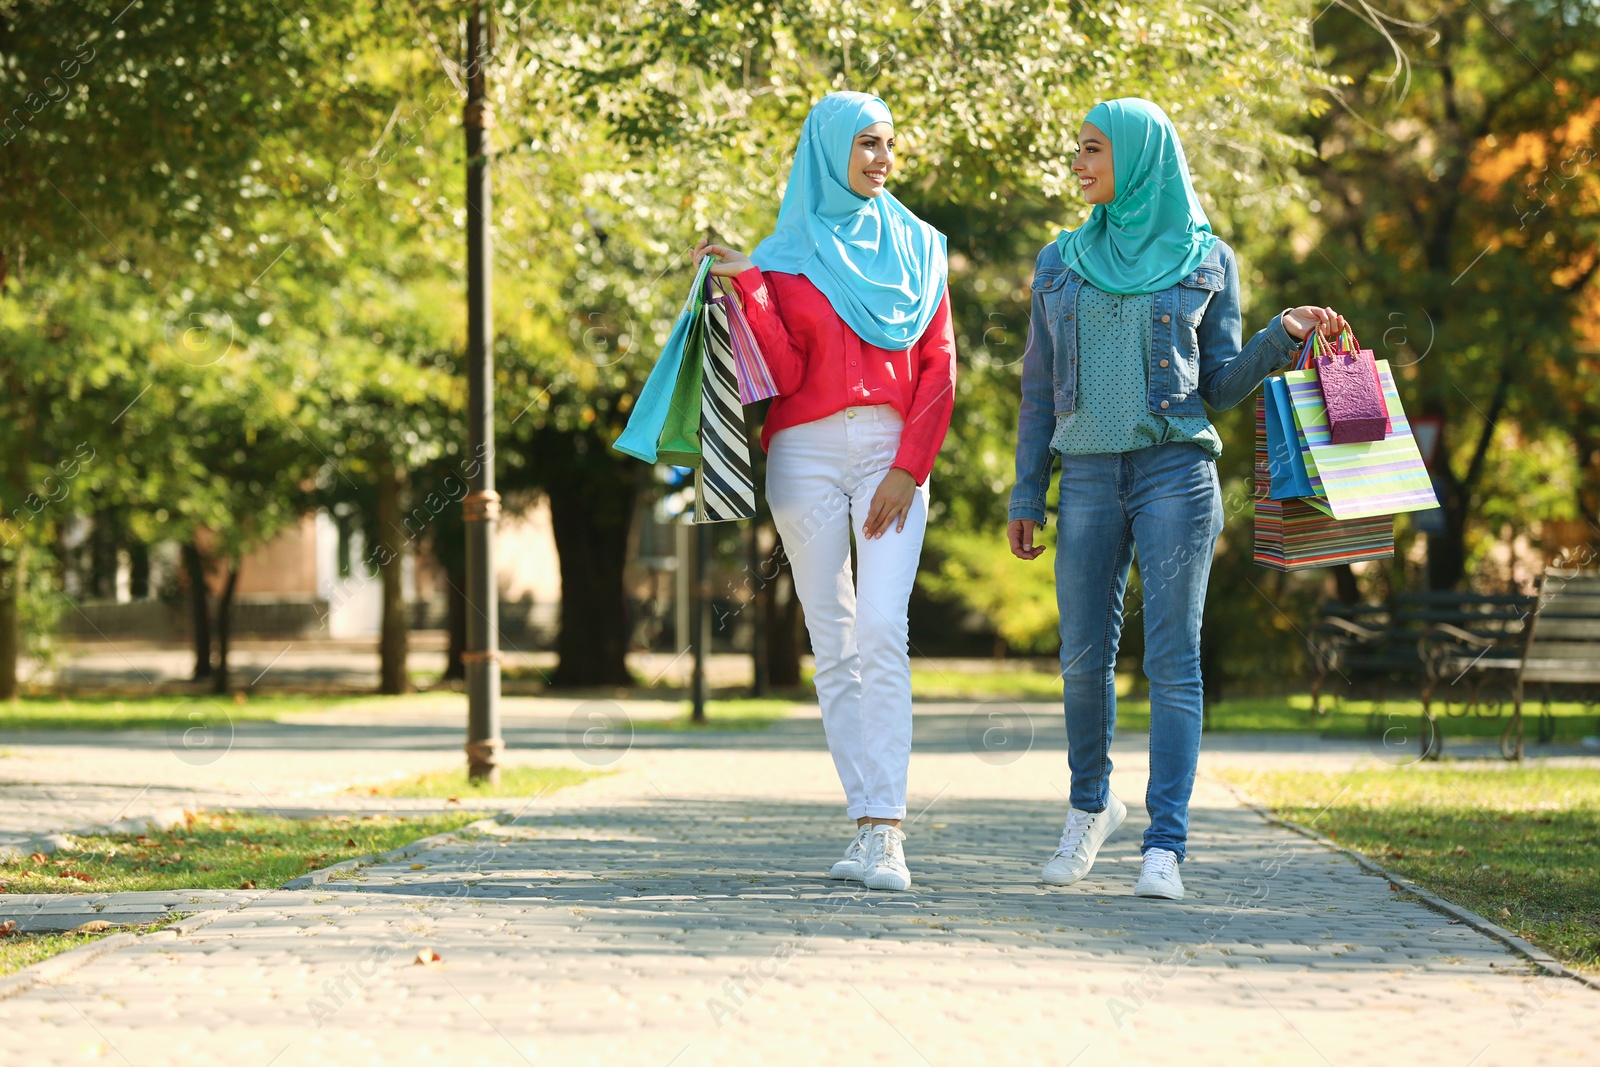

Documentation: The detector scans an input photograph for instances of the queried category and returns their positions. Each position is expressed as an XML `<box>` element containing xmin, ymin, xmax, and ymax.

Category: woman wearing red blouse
<box><xmin>694</xmin><ymin>92</ymin><xmax>956</xmax><ymax>891</ymax></box>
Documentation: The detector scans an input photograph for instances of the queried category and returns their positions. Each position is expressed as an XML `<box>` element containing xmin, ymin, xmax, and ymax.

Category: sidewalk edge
<box><xmin>1212</xmin><ymin>773</ymin><xmax>1600</xmax><ymax>994</ymax></box>
<box><xmin>278</xmin><ymin>813</ymin><xmax>509</xmax><ymax>890</ymax></box>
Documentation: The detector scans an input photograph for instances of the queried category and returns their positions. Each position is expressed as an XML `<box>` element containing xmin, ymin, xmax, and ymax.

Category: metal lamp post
<box><xmin>462</xmin><ymin>0</ymin><xmax>502</xmax><ymax>784</ymax></box>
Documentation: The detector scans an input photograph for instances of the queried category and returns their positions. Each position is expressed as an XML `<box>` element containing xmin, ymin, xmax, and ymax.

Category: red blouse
<box><xmin>731</xmin><ymin>267</ymin><xmax>957</xmax><ymax>485</ymax></box>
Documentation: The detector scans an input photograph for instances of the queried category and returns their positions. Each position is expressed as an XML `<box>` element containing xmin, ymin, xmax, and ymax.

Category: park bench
<box><xmin>1406</xmin><ymin>571</ymin><xmax>1600</xmax><ymax>760</ymax></box>
<box><xmin>1308</xmin><ymin>592</ymin><xmax>1535</xmax><ymax>742</ymax></box>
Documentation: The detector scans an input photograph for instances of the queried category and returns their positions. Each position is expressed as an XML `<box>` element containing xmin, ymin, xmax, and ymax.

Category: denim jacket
<box><xmin>1008</xmin><ymin>238</ymin><xmax>1301</xmax><ymax>525</ymax></box>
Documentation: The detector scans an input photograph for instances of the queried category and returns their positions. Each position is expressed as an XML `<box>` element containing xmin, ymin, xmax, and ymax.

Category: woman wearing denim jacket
<box><xmin>1006</xmin><ymin>98</ymin><xmax>1347</xmax><ymax>899</ymax></box>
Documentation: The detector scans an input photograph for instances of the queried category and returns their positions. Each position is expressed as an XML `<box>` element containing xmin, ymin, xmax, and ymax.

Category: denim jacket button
<box><xmin>1159</xmin><ymin>359</ymin><xmax>1170</xmax><ymax>368</ymax></box>
<box><xmin>1160</xmin><ymin>314</ymin><xmax>1171</xmax><ymax>324</ymax></box>
<box><xmin>1160</xmin><ymin>400</ymin><xmax>1170</xmax><ymax>409</ymax></box>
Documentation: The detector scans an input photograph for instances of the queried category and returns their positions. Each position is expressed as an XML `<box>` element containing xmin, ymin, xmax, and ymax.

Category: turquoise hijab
<box><xmin>1055</xmin><ymin>98</ymin><xmax>1218</xmax><ymax>296</ymax></box>
<box><xmin>751</xmin><ymin>92</ymin><xmax>948</xmax><ymax>351</ymax></box>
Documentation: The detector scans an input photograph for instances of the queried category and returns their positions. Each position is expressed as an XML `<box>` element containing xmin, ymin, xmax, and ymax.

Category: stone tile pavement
<box><xmin>0</xmin><ymin>710</ymin><xmax>1595</xmax><ymax>1066</ymax></box>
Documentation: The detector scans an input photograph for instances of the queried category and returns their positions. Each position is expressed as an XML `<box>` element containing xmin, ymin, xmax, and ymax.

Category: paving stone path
<box><xmin>0</xmin><ymin>706</ymin><xmax>1595</xmax><ymax>1066</ymax></box>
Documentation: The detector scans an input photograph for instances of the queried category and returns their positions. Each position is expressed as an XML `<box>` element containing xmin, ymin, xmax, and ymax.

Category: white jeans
<box><xmin>766</xmin><ymin>406</ymin><xmax>930</xmax><ymax>820</ymax></box>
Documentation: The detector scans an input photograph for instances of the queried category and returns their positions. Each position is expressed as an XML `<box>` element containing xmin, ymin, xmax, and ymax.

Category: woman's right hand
<box><xmin>1008</xmin><ymin>519</ymin><xmax>1046</xmax><ymax>561</ymax></box>
<box><xmin>693</xmin><ymin>238</ymin><xmax>754</xmax><ymax>278</ymax></box>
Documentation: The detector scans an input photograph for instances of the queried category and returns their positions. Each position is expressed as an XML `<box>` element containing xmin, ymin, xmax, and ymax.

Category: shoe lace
<box><xmin>870</xmin><ymin>827</ymin><xmax>903</xmax><ymax>869</ymax></box>
<box><xmin>846</xmin><ymin>826</ymin><xmax>870</xmax><ymax>860</ymax></box>
<box><xmin>1053</xmin><ymin>810</ymin><xmax>1096</xmax><ymax>859</ymax></box>
<box><xmin>1142</xmin><ymin>848</ymin><xmax>1179</xmax><ymax>880</ymax></box>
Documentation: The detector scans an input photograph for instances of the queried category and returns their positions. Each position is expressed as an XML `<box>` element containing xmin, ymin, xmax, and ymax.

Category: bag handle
<box><xmin>1336</xmin><ymin>325</ymin><xmax>1366</xmax><ymax>354</ymax></box>
<box><xmin>1294</xmin><ymin>328</ymin><xmax>1329</xmax><ymax>371</ymax></box>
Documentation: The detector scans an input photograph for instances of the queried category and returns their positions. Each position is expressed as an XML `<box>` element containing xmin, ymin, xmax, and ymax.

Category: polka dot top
<box><xmin>1050</xmin><ymin>284</ymin><xmax>1223</xmax><ymax>458</ymax></box>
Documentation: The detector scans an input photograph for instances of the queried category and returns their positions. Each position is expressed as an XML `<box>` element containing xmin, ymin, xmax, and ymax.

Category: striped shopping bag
<box><xmin>711</xmin><ymin>277</ymin><xmax>778</xmax><ymax>404</ymax></box>
<box><xmin>694</xmin><ymin>293</ymin><xmax>757</xmax><ymax>522</ymax></box>
<box><xmin>1283</xmin><ymin>359</ymin><xmax>1438</xmax><ymax>520</ymax></box>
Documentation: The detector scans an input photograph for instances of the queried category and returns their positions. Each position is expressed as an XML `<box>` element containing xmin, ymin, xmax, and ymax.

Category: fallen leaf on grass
<box><xmin>344</xmin><ymin>838</ymin><xmax>357</xmax><ymax>847</ymax></box>
<box><xmin>0</xmin><ymin>920</ymin><xmax>15</xmax><ymax>937</ymax></box>
<box><xmin>28</xmin><ymin>853</ymin><xmax>46</xmax><ymax>865</ymax></box>
<box><xmin>72</xmin><ymin>920</ymin><xmax>115</xmax><ymax>934</ymax></box>
<box><xmin>446</xmin><ymin>797</ymin><xmax>460</xmax><ymax>805</ymax></box>
<box><xmin>238</xmin><ymin>880</ymin><xmax>256</xmax><ymax>889</ymax></box>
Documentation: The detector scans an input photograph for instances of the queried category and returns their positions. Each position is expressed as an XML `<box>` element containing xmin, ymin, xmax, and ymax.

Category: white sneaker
<box><xmin>862</xmin><ymin>824</ymin><xmax>911</xmax><ymax>891</ymax></box>
<box><xmin>1041</xmin><ymin>793</ymin><xmax>1127</xmax><ymax>885</ymax></box>
<box><xmin>828</xmin><ymin>825</ymin><xmax>872</xmax><ymax>881</ymax></box>
<box><xmin>1134</xmin><ymin>847</ymin><xmax>1184</xmax><ymax>900</ymax></box>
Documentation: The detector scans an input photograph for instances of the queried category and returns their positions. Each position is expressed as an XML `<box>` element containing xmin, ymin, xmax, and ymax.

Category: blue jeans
<box><xmin>1054</xmin><ymin>442</ymin><xmax>1223</xmax><ymax>860</ymax></box>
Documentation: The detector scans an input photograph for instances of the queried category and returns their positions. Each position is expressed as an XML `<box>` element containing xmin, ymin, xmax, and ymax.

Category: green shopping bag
<box><xmin>655</xmin><ymin>274</ymin><xmax>710</xmax><ymax>468</ymax></box>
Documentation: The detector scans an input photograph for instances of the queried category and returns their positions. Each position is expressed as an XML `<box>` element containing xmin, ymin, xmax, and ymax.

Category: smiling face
<box><xmin>1073</xmin><ymin>121</ymin><xmax>1115</xmax><ymax>205</ymax></box>
<box><xmin>846</xmin><ymin>121</ymin><xmax>895</xmax><ymax>198</ymax></box>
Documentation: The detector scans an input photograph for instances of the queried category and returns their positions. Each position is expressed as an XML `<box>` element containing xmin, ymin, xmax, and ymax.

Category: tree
<box><xmin>0</xmin><ymin>2</ymin><xmax>389</xmax><ymax>692</ymax></box>
<box><xmin>1258</xmin><ymin>0</ymin><xmax>1600</xmax><ymax>589</ymax></box>
<box><xmin>476</xmin><ymin>0</ymin><xmax>1328</xmax><ymax>682</ymax></box>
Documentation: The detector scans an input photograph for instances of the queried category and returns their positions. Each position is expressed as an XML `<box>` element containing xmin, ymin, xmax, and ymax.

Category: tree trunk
<box><xmin>129</xmin><ymin>540</ymin><xmax>150</xmax><ymax>599</ymax></box>
<box><xmin>764</xmin><ymin>546</ymin><xmax>803</xmax><ymax>688</ymax></box>
<box><xmin>0</xmin><ymin>543</ymin><xmax>25</xmax><ymax>700</ymax></box>
<box><xmin>525</xmin><ymin>424</ymin><xmax>638</xmax><ymax>688</ymax></box>
<box><xmin>432</xmin><ymin>486</ymin><xmax>468</xmax><ymax>683</ymax></box>
<box><xmin>182</xmin><ymin>541</ymin><xmax>212</xmax><ymax>681</ymax></box>
<box><xmin>747</xmin><ymin>519</ymin><xmax>768</xmax><ymax>696</ymax></box>
<box><xmin>210</xmin><ymin>562</ymin><xmax>239</xmax><ymax>695</ymax></box>
<box><xmin>89</xmin><ymin>507</ymin><xmax>118</xmax><ymax>600</ymax></box>
<box><xmin>376</xmin><ymin>459</ymin><xmax>409</xmax><ymax>695</ymax></box>
<box><xmin>1330</xmin><ymin>564</ymin><xmax>1361</xmax><ymax>604</ymax></box>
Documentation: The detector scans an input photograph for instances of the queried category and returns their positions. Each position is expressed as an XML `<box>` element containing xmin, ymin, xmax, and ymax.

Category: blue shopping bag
<box><xmin>614</xmin><ymin>257</ymin><xmax>714</xmax><ymax>464</ymax></box>
<box><xmin>1264</xmin><ymin>375</ymin><xmax>1317</xmax><ymax>500</ymax></box>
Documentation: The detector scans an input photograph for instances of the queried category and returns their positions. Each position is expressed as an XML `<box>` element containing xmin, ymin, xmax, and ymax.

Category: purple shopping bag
<box><xmin>1316</xmin><ymin>330</ymin><xmax>1390</xmax><ymax>445</ymax></box>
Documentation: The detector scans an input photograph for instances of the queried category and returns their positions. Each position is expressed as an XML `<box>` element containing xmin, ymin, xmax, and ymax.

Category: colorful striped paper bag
<box><xmin>1283</xmin><ymin>359</ymin><xmax>1438</xmax><ymax>521</ymax></box>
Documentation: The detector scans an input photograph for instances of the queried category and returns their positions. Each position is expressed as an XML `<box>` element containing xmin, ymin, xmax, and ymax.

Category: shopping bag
<box><xmin>695</xmin><ymin>292</ymin><xmax>757</xmax><ymax>522</ymax></box>
<box><xmin>1253</xmin><ymin>336</ymin><xmax>1395</xmax><ymax>570</ymax></box>
<box><xmin>1253</xmin><ymin>497</ymin><xmax>1396</xmax><ymax>571</ymax></box>
<box><xmin>1263</xmin><ymin>376</ymin><xmax>1317</xmax><ymax>499</ymax></box>
<box><xmin>1283</xmin><ymin>359</ymin><xmax>1438</xmax><ymax>520</ymax></box>
<box><xmin>1316</xmin><ymin>329</ymin><xmax>1389</xmax><ymax>444</ymax></box>
<box><xmin>614</xmin><ymin>256</ymin><xmax>714</xmax><ymax>464</ymax></box>
<box><xmin>655</xmin><ymin>297</ymin><xmax>709</xmax><ymax>468</ymax></box>
<box><xmin>711</xmin><ymin>277</ymin><xmax>779</xmax><ymax>403</ymax></box>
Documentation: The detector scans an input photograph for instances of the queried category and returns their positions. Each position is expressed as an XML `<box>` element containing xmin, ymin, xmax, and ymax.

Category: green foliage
<box><xmin>921</xmin><ymin>528</ymin><xmax>1060</xmax><ymax>654</ymax></box>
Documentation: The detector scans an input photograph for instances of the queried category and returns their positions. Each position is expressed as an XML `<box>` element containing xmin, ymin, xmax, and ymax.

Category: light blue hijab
<box><xmin>1056</xmin><ymin>98</ymin><xmax>1218</xmax><ymax>296</ymax></box>
<box><xmin>751</xmin><ymin>92</ymin><xmax>948</xmax><ymax>351</ymax></box>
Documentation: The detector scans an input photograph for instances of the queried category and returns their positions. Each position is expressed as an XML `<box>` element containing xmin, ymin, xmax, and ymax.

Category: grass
<box><xmin>1</xmin><ymin>927</ymin><xmax>121</xmax><ymax>977</ymax></box>
<box><xmin>361</xmin><ymin>765</ymin><xmax>605</xmax><ymax>798</ymax></box>
<box><xmin>1220</xmin><ymin>765</ymin><xmax>1600</xmax><ymax>974</ymax></box>
<box><xmin>3</xmin><ymin>684</ymin><xmax>1590</xmax><ymax>744</ymax></box>
<box><xmin>0</xmin><ymin>811</ymin><xmax>483</xmax><ymax>895</ymax></box>
<box><xmin>0</xmin><ymin>693</ymin><xmax>357</xmax><ymax>732</ymax></box>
